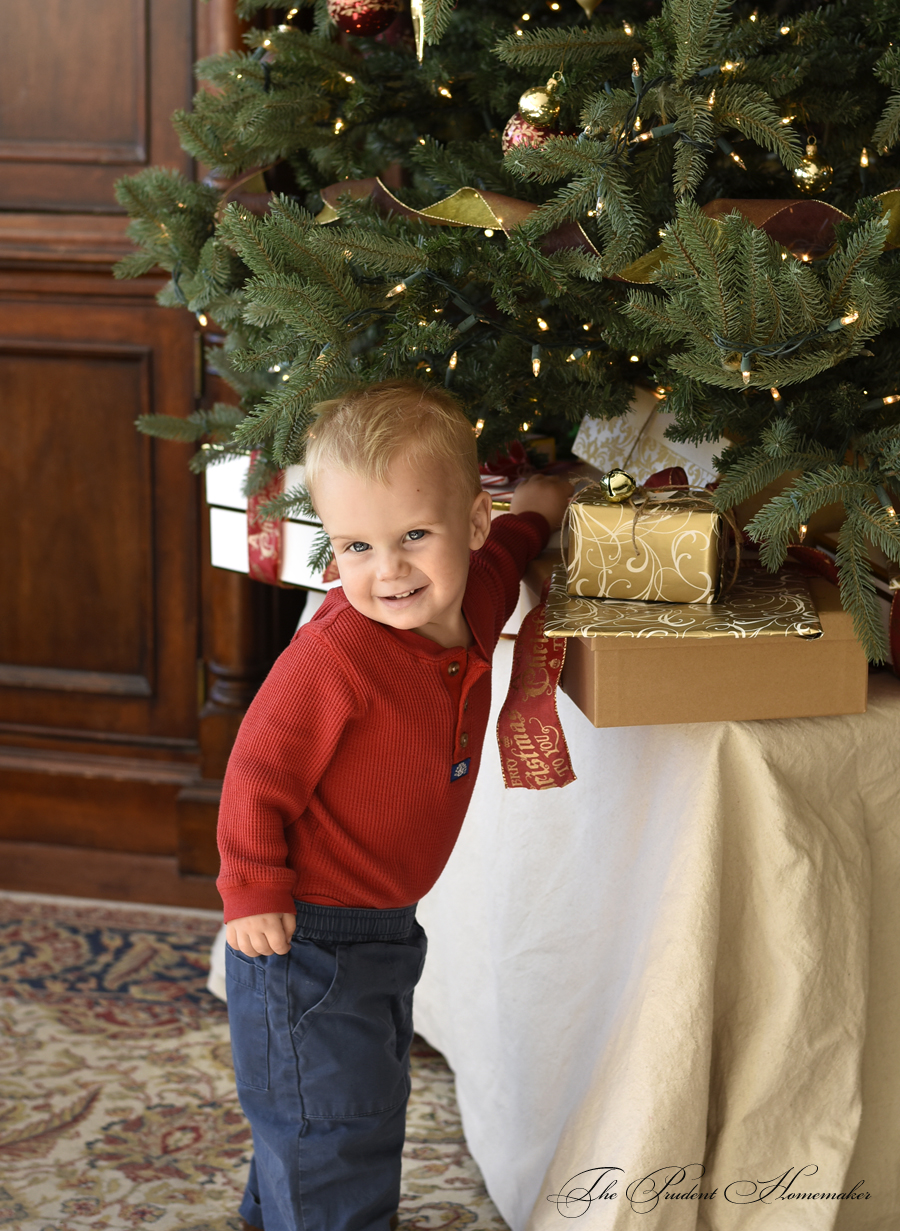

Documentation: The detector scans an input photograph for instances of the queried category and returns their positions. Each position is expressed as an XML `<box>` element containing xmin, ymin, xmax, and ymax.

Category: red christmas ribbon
<box><xmin>246</xmin><ymin>453</ymin><xmax>283</xmax><ymax>585</ymax></box>
<box><xmin>497</xmin><ymin>579</ymin><xmax>576</xmax><ymax>790</ymax></box>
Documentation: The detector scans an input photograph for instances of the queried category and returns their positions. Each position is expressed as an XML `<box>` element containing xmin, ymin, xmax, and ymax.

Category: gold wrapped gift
<box><xmin>566</xmin><ymin>484</ymin><xmax>723</xmax><ymax>603</ymax></box>
<box><xmin>545</xmin><ymin>563</ymin><xmax>823</xmax><ymax>639</ymax></box>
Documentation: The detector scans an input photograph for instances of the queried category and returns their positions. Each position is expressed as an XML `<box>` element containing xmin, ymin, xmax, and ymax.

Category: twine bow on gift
<box><xmin>563</xmin><ymin>477</ymin><xmax>742</xmax><ymax>598</ymax></box>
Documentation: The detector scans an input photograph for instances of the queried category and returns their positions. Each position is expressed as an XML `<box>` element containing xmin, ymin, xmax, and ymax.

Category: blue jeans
<box><xmin>226</xmin><ymin>900</ymin><xmax>427</xmax><ymax>1231</ymax></box>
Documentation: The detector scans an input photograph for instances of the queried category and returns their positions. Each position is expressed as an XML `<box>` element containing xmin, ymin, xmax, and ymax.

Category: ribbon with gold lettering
<box><xmin>246</xmin><ymin>453</ymin><xmax>283</xmax><ymax>585</ymax></box>
<box><xmin>497</xmin><ymin>579</ymin><xmax>576</xmax><ymax>790</ymax></box>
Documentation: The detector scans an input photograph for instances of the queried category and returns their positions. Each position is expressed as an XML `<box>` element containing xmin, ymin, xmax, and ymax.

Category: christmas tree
<box><xmin>115</xmin><ymin>0</ymin><xmax>900</xmax><ymax>660</ymax></box>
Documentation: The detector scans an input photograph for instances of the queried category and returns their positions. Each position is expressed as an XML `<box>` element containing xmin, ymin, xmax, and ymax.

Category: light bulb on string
<box><xmin>798</xmin><ymin>523</ymin><xmax>809</xmax><ymax>542</ymax></box>
<box><xmin>386</xmin><ymin>282</ymin><xmax>407</xmax><ymax>298</ymax></box>
<box><xmin>448</xmin><ymin>351</ymin><xmax>458</xmax><ymax>369</ymax></box>
<box><xmin>877</xmin><ymin>486</ymin><xmax>897</xmax><ymax>520</ymax></box>
<box><xmin>197</xmin><ymin>314</ymin><xmax>208</xmax><ymax>327</ymax></box>
<box><xmin>771</xmin><ymin>387</ymin><xmax>781</xmax><ymax>401</ymax></box>
<box><xmin>532</xmin><ymin>345</ymin><xmax>542</xmax><ymax>377</ymax></box>
<box><xmin>860</xmin><ymin>148</ymin><xmax>870</xmax><ymax>167</ymax></box>
<box><xmin>474</xmin><ymin>418</ymin><xmax>485</xmax><ymax>437</ymax></box>
<box><xmin>536</xmin><ymin>317</ymin><xmax>549</xmax><ymax>331</ymax></box>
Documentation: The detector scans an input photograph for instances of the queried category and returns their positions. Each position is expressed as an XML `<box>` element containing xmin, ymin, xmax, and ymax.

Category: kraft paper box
<box><xmin>566</xmin><ymin>489</ymin><xmax>722</xmax><ymax>603</ymax></box>
<box><xmin>523</xmin><ymin>556</ymin><xmax>868</xmax><ymax>727</ymax></box>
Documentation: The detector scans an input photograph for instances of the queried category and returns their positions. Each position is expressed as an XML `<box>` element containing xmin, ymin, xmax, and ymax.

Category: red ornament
<box><xmin>502</xmin><ymin>112</ymin><xmax>551</xmax><ymax>154</ymax></box>
<box><xmin>328</xmin><ymin>0</ymin><xmax>403</xmax><ymax>36</ymax></box>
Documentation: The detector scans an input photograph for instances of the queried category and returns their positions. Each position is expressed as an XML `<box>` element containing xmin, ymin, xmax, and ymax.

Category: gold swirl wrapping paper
<box><xmin>566</xmin><ymin>495</ymin><xmax>722</xmax><ymax>603</ymax></box>
<box><xmin>545</xmin><ymin>564</ymin><xmax>823</xmax><ymax>639</ymax></box>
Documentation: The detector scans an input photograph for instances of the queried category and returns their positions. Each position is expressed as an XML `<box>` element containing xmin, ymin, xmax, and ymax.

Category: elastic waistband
<box><xmin>293</xmin><ymin>899</ymin><xmax>418</xmax><ymax>943</ymax></box>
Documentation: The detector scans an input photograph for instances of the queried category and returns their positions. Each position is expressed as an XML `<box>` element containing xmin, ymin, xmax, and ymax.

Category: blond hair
<box><xmin>304</xmin><ymin>379</ymin><xmax>481</xmax><ymax>504</ymax></box>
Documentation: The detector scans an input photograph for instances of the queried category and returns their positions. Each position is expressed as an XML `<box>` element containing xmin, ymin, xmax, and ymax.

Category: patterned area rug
<box><xmin>0</xmin><ymin>892</ymin><xmax>509</xmax><ymax>1231</ymax></box>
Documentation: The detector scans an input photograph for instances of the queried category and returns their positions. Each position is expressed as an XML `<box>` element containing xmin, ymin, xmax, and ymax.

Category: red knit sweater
<box><xmin>216</xmin><ymin>512</ymin><xmax>549</xmax><ymax>921</ymax></box>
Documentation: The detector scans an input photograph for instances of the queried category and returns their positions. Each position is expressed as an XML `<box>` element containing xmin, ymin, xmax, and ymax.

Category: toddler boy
<box><xmin>217</xmin><ymin>378</ymin><xmax>571</xmax><ymax>1231</ymax></box>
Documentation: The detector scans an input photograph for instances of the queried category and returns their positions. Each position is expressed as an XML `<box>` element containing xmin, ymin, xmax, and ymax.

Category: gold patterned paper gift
<box><xmin>565</xmin><ymin>485</ymin><xmax>723</xmax><ymax>603</ymax></box>
<box><xmin>545</xmin><ymin>563</ymin><xmax>823</xmax><ymax>639</ymax></box>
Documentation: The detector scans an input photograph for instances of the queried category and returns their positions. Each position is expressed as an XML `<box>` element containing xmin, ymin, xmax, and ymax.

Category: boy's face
<box><xmin>313</xmin><ymin>455</ymin><xmax>492</xmax><ymax>648</ymax></box>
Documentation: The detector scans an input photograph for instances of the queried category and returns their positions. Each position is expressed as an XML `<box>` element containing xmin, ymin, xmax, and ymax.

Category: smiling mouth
<box><xmin>380</xmin><ymin>587</ymin><xmax>423</xmax><ymax>601</ymax></box>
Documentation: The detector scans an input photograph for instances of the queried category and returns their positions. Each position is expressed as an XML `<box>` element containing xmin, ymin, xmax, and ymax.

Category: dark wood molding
<box><xmin>0</xmin><ymin>720</ymin><xmax>198</xmax><ymax>754</ymax></box>
<box><xmin>0</xmin><ymin>1</ymin><xmax>258</xmax><ymax>909</ymax></box>
<box><xmin>0</xmin><ymin>745</ymin><xmax>198</xmax><ymax>785</ymax></box>
<box><xmin>196</xmin><ymin>0</ymin><xmax>251</xmax><ymax>62</ymax></box>
<box><xmin>177</xmin><ymin>779</ymin><xmax>223</xmax><ymax>877</ymax></box>
<box><xmin>0</xmin><ymin>665</ymin><xmax>152</xmax><ymax>697</ymax></box>
<box><xmin>0</xmin><ymin>840</ymin><xmax>221</xmax><ymax>910</ymax></box>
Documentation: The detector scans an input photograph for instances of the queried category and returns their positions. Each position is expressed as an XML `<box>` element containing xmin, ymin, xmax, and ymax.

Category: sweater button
<box><xmin>460</xmin><ymin>732</ymin><xmax>469</xmax><ymax>748</ymax></box>
<box><xmin>447</xmin><ymin>662</ymin><xmax>460</xmax><ymax>676</ymax></box>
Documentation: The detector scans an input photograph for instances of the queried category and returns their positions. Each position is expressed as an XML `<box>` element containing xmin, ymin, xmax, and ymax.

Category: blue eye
<box><xmin>406</xmin><ymin>529</ymin><xmax>426</xmax><ymax>541</ymax></box>
<box><xmin>347</xmin><ymin>541</ymin><xmax>370</xmax><ymax>553</ymax></box>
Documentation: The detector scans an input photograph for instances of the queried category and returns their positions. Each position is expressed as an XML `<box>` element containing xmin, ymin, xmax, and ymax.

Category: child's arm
<box><xmin>509</xmin><ymin>473</ymin><xmax>573</xmax><ymax>529</ymax></box>
<box><xmin>217</xmin><ymin>627</ymin><xmax>360</xmax><ymax>946</ymax></box>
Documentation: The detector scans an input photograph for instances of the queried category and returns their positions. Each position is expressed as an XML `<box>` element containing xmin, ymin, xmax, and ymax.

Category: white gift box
<box><xmin>572</xmin><ymin>384</ymin><xmax>722</xmax><ymax>487</ymax></box>
<box><xmin>205</xmin><ymin>455</ymin><xmax>340</xmax><ymax>593</ymax></box>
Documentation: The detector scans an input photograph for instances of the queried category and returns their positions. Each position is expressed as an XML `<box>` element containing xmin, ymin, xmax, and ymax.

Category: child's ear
<box><xmin>468</xmin><ymin>490</ymin><xmax>492</xmax><ymax>551</ymax></box>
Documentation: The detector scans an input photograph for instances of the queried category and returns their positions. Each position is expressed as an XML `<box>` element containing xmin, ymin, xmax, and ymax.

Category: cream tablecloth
<box><xmin>414</xmin><ymin>644</ymin><xmax>900</xmax><ymax>1231</ymax></box>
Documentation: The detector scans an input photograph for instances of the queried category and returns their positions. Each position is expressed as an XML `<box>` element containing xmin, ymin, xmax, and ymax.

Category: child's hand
<box><xmin>226</xmin><ymin>912</ymin><xmax>295</xmax><ymax>957</ymax></box>
<box><xmin>510</xmin><ymin>474</ymin><xmax>574</xmax><ymax>531</ymax></box>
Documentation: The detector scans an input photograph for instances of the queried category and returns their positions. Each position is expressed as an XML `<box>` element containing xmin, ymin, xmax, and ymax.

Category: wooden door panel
<box><xmin>0</xmin><ymin>0</ymin><xmax>146</xmax><ymax>163</ymax></box>
<box><xmin>0</xmin><ymin>341</ymin><xmax>154</xmax><ymax>686</ymax></box>
<box><xmin>0</xmin><ymin>0</ymin><xmax>192</xmax><ymax>212</ymax></box>
<box><xmin>0</xmin><ymin>295</ymin><xmax>199</xmax><ymax>740</ymax></box>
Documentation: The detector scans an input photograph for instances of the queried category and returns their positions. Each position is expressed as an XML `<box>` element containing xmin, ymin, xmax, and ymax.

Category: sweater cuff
<box><xmin>511</xmin><ymin>510</ymin><xmax>552</xmax><ymax>547</ymax></box>
<box><xmin>218</xmin><ymin>882</ymin><xmax>298</xmax><ymax>924</ymax></box>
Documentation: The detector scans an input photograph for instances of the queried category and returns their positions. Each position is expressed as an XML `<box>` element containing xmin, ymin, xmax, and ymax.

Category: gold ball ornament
<box><xmin>575</xmin><ymin>0</ymin><xmax>604</xmax><ymax>13</ymax></box>
<box><xmin>518</xmin><ymin>78</ymin><xmax>562</xmax><ymax>127</ymax></box>
<box><xmin>601</xmin><ymin>468</ymin><xmax>638</xmax><ymax>503</ymax></box>
<box><xmin>792</xmin><ymin>136</ymin><xmax>833</xmax><ymax>195</ymax></box>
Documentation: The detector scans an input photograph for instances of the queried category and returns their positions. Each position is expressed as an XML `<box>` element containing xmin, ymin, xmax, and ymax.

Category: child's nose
<box><xmin>374</xmin><ymin>549</ymin><xmax>409</xmax><ymax>580</ymax></box>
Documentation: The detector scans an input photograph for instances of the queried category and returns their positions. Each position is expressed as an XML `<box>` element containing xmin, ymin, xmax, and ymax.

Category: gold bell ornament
<box><xmin>792</xmin><ymin>135</ymin><xmax>834</xmax><ymax>195</ymax></box>
<box><xmin>575</xmin><ymin>0</ymin><xmax>604</xmax><ymax>13</ymax></box>
<box><xmin>600</xmin><ymin>468</ymin><xmax>638</xmax><ymax>503</ymax></box>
